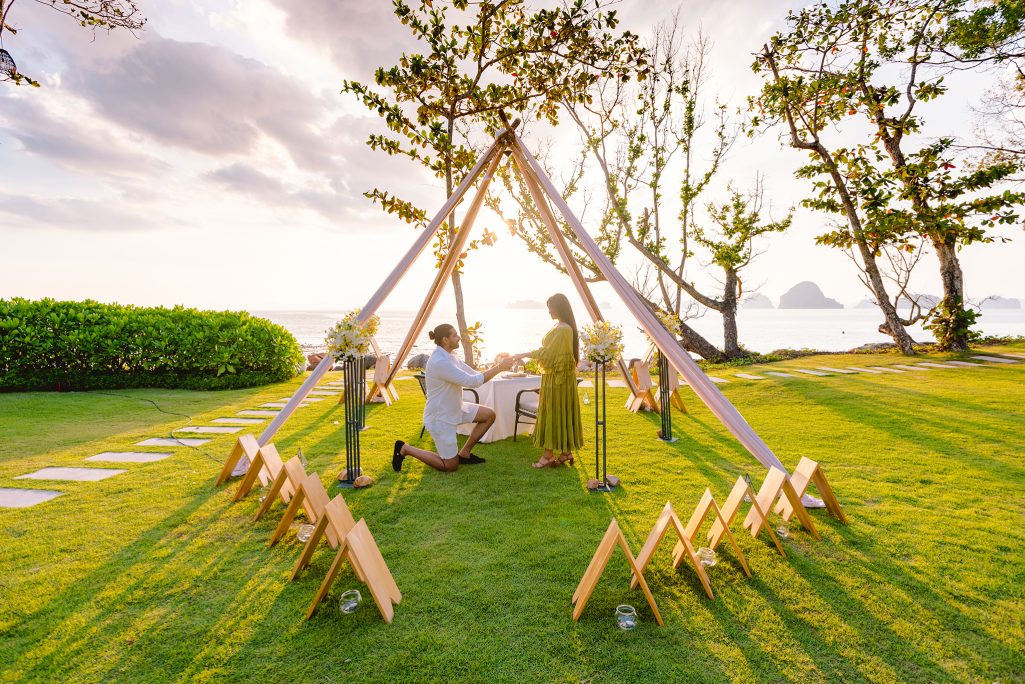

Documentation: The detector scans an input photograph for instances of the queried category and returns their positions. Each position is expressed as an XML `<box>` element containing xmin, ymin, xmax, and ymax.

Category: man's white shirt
<box><xmin>423</xmin><ymin>346</ymin><xmax>485</xmax><ymax>426</ymax></box>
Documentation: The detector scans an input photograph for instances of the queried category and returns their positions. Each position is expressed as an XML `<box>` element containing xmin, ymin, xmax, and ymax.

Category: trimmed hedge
<box><xmin>0</xmin><ymin>298</ymin><xmax>305</xmax><ymax>391</ymax></box>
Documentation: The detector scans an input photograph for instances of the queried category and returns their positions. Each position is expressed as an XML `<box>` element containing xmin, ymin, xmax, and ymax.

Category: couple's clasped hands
<box><xmin>495</xmin><ymin>352</ymin><xmax>530</xmax><ymax>372</ymax></box>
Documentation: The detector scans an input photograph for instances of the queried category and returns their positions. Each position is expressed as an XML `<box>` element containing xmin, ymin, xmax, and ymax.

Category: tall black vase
<box><xmin>657</xmin><ymin>352</ymin><xmax>676</xmax><ymax>442</ymax></box>
<box><xmin>338</xmin><ymin>356</ymin><xmax>364</xmax><ymax>487</ymax></box>
<box><xmin>592</xmin><ymin>361</ymin><xmax>613</xmax><ymax>493</ymax></box>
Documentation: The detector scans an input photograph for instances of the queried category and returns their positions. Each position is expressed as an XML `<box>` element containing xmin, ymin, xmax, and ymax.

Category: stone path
<box><xmin>175</xmin><ymin>426</ymin><xmax>244</xmax><ymax>434</ymax></box>
<box><xmin>211</xmin><ymin>417</ymin><xmax>265</xmax><ymax>424</ymax></box>
<box><xmin>973</xmin><ymin>355</ymin><xmax>1019</xmax><ymax>364</ymax></box>
<box><xmin>136</xmin><ymin>437</ymin><xmax>211</xmax><ymax>447</ymax></box>
<box><xmin>0</xmin><ymin>488</ymin><xmax>62</xmax><ymax>508</ymax></box>
<box><xmin>16</xmin><ymin>467</ymin><xmax>127</xmax><ymax>482</ymax></box>
<box><xmin>86</xmin><ymin>452</ymin><xmax>172</xmax><ymax>463</ymax></box>
<box><xmin>237</xmin><ymin>410</ymin><xmax>280</xmax><ymax>417</ymax></box>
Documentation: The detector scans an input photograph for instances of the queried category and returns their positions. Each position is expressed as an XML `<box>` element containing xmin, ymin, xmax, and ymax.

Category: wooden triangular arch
<box><xmin>251</xmin><ymin>125</ymin><xmax>793</xmax><ymax>477</ymax></box>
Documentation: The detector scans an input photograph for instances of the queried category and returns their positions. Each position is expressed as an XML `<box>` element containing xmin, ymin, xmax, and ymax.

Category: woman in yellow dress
<box><xmin>523</xmin><ymin>293</ymin><xmax>583</xmax><ymax>468</ymax></box>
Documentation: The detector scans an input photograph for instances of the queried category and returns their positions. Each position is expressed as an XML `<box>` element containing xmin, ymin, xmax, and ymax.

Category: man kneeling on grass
<box><xmin>393</xmin><ymin>323</ymin><xmax>516</xmax><ymax>473</ymax></box>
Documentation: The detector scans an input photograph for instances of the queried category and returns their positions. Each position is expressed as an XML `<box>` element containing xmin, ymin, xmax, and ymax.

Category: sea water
<box><xmin>252</xmin><ymin>306</ymin><xmax>1025</xmax><ymax>360</ymax></box>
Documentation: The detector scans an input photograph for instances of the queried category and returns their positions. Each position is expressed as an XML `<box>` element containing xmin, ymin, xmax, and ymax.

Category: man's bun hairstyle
<box><xmin>429</xmin><ymin>323</ymin><xmax>456</xmax><ymax>345</ymax></box>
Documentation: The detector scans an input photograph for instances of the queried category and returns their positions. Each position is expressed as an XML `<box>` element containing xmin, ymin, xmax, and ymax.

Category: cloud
<box><xmin>0</xmin><ymin>94</ymin><xmax>166</xmax><ymax>177</ymax></box>
<box><xmin>64</xmin><ymin>34</ymin><xmax>339</xmax><ymax>172</ymax></box>
<box><xmin>204</xmin><ymin>162</ymin><xmax>348</xmax><ymax>220</ymax></box>
<box><xmin>0</xmin><ymin>193</ymin><xmax>162</xmax><ymax>231</ymax></box>
<box><xmin>268</xmin><ymin>0</ymin><xmax>410</xmax><ymax>79</ymax></box>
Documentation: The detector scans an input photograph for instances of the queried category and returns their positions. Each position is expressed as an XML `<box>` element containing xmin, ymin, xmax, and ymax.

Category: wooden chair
<box><xmin>254</xmin><ymin>455</ymin><xmax>307</xmax><ymax>522</ymax></box>
<box><xmin>291</xmin><ymin>493</ymin><xmax>365</xmax><ymax>581</ymax></box>
<box><xmin>413</xmin><ymin>372</ymin><xmax>479</xmax><ymax>439</ymax></box>
<box><xmin>572</xmin><ymin>518</ymin><xmax>663</xmax><ymax>626</ymax></box>
<box><xmin>512</xmin><ymin>387</ymin><xmax>539</xmax><ymax>441</ymax></box>
<box><xmin>234</xmin><ymin>443</ymin><xmax>289</xmax><ymax>502</ymax></box>
<box><xmin>307</xmin><ymin>519</ymin><xmax>402</xmax><ymax>624</ymax></box>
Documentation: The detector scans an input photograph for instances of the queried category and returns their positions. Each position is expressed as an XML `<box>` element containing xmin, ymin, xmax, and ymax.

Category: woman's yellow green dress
<box><xmin>532</xmin><ymin>323</ymin><xmax>583</xmax><ymax>452</ymax></box>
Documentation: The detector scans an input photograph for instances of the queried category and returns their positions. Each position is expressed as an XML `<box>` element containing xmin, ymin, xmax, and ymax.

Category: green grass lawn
<box><xmin>1</xmin><ymin>345</ymin><xmax>1024</xmax><ymax>683</ymax></box>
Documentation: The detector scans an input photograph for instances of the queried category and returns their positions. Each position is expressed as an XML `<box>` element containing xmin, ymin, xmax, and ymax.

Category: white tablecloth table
<box><xmin>457</xmin><ymin>374</ymin><xmax>541</xmax><ymax>443</ymax></box>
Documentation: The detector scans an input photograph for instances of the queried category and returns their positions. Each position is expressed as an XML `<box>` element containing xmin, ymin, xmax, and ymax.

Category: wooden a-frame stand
<box><xmin>254</xmin><ymin>455</ymin><xmax>307</xmax><ymax>522</ymax></box>
<box><xmin>215</xmin><ymin>434</ymin><xmax>260</xmax><ymax>486</ymax></box>
<box><xmin>774</xmin><ymin>457</ymin><xmax>847</xmax><ymax>524</ymax></box>
<box><xmin>675</xmin><ymin>489</ymin><xmax>752</xmax><ymax>579</ymax></box>
<box><xmin>307</xmin><ymin>518</ymin><xmax>401</xmax><ymax>624</ymax></box>
<box><xmin>256</xmin><ymin>121</ymin><xmax>800</xmax><ymax>482</ymax></box>
<box><xmin>572</xmin><ymin>518</ymin><xmax>663</xmax><ymax>626</ymax></box>
<box><xmin>291</xmin><ymin>493</ymin><xmax>365</xmax><ymax>582</ymax></box>
<box><xmin>707</xmin><ymin>476</ymin><xmax>785</xmax><ymax>556</ymax></box>
<box><xmin>234</xmin><ymin>443</ymin><xmax>287</xmax><ymax>502</ymax></box>
<box><xmin>625</xmin><ymin>358</ymin><xmax>660</xmax><ymax>413</ymax></box>
<box><xmin>629</xmin><ymin>501</ymin><xmax>713</xmax><ymax>600</ymax></box>
<box><xmin>743</xmin><ymin>467</ymin><xmax>820</xmax><ymax>540</ymax></box>
<box><xmin>269</xmin><ymin>472</ymin><xmax>337</xmax><ymax>548</ymax></box>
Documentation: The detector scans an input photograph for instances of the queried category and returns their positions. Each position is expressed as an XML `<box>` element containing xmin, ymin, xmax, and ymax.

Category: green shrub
<box><xmin>0</xmin><ymin>298</ymin><xmax>304</xmax><ymax>391</ymax></box>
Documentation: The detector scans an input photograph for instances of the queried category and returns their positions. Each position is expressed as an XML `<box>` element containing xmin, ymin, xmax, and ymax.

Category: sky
<box><xmin>1</xmin><ymin>0</ymin><xmax>1023</xmax><ymax>317</ymax></box>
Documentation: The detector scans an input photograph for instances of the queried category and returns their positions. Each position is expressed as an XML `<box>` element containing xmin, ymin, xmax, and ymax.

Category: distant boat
<box><xmin>508</xmin><ymin>299</ymin><xmax>544</xmax><ymax>309</ymax></box>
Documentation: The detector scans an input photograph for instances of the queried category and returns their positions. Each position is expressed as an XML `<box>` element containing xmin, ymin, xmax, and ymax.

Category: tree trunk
<box><xmin>678</xmin><ymin>322</ymin><xmax>726</xmax><ymax>362</ymax></box>
<box><xmin>721</xmin><ymin>269</ymin><xmax>745</xmax><ymax>358</ymax></box>
<box><xmin>933</xmin><ymin>239</ymin><xmax>969</xmax><ymax>351</ymax></box>
<box><xmin>443</xmin><ymin>126</ymin><xmax>475</xmax><ymax>367</ymax></box>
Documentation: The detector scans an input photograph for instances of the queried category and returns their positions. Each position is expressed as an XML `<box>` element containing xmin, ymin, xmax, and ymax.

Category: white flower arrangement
<box><xmin>655</xmin><ymin>309</ymin><xmax>683</xmax><ymax>339</ymax></box>
<box><xmin>325</xmin><ymin>309</ymin><xmax>380</xmax><ymax>361</ymax></box>
<box><xmin>580</xmin><ymin>321</ymin><xmax>624</xmax><ymax>364</ymax></box>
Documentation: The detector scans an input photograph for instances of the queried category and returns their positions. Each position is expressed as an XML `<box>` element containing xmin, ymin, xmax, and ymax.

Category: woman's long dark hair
<box><xmin>547</xmin><ymin>293</ymin><xmax>579</xmax><ymax>361</ymax></box>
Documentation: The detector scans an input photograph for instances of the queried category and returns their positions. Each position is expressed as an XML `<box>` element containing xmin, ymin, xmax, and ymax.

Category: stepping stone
<box><xmin>175</xmin><ymin>426</ymin><xmax>244</xmax><ymax>434</ymax></box>
<box><xmin>706</xmin><ymin>376</ymin><xmax>728</xmax><ymax>384</ymax></box>
<box><xmin>260</xmin><ymin>402</ymin><xmax>309</xmax><ymax>409</ymax></box>
<box><xmin>276</xmin><ymin>397</ymin><xmax>323</xmax><ymax>403</ymax></box>
<box><xmin>893</xmin><ymin>364</ymin><xmax>930</xmax><ymax>371</ymax></box>
<box><xmin>764</xmin><ymin>372</ymin><xmax>795</xmax><ymax>378</ymax></box>
<box><xmin>973</xmin><ymin>355</ymin><xmax>1019</xmax><ymax>364</ymax></box>
<box><xmin>86</xmin><ymin>452</ymin><xmax>171</xmax><ymax>463</ymax></box>
<box><xmin>607</xmin><ymin>380</ymin><xmax>627</xmax><ymax>388</ymax></box>
<box><xmin>945</xmin><ymin>360</ymin><xmax>985</xmax><ymax>368</ymax></box>
<box><xmin>867</xmin><ymin>366</ymin><xmax>904</xmax><ymax>373</ymax></box>
<box><xmin>237</xmin><ymin>410</ymin><xmax>280</xmax><ymax>417</ymax></box>
<box><xmin>16</xmin><ymin>467</ymin><xmax>127</xmax><ymax>482</ymax></box>
<box><xmin>847</xmin><ymin>367</ymin><xmax>884</xmax><ymax>374</ymax></box>
<box><xmin>817</xmin><ymin>367</ymin><xmax>857</xmax><ymax>374</ymax></box>
<box><xmin>577</xmin><ymin>380</ymin><xmax>594</xmax><ymax>388</ymax></box>
<box><xmin>393</xmin><ymin>377</ymin><xmax>417</xmax><ymax>382</ymax></box>
<box><xmin>308</xmin><ymin>390</ymin><xmax>340</xmax><ymax>396</ymax></box>
<box><xmin>918</xmin><ymin>362</ymin><xmax>957</xmax><ymax>369</ymax></box>
<box><xmin>211</xmin><ymin>417</ymin><xmax>265</xmax><ymax>425</ymax></box>
<box><xmin>795</xmin><ymin>369</ymin><xmax>830</xmax><ymax>376</ymax></box>
<box><xmin>136</xmin><ymin>437</ymin><xmax>211</xmax><ymax>447</ymax></box>
<box><xmin>734</xmin><ymin>373</ymin><xmax>766</xmax><ymax>380</ymax></box>
<box><xmin>0</xmin><ymin>488</ymin><xmax>62</xmax><ymax>508</ymax></box>
<box><xmin>997</xmin><ymin>352</ymin><xmax>1025</xmax><ymax>359</ymax></box>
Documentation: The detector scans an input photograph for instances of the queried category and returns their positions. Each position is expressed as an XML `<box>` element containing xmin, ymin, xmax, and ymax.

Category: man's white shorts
<box><xmin>425</xmin><ymin>403</ymin><xmax>482</xmax><ymax>459</ymax></box>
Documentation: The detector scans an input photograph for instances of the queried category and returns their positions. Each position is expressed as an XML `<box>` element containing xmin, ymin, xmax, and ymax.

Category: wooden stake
<box><xmin>774</xmin><ymin>457</ymin><xmax>847</xmax><ymax>523</ymax></box>
<box><xmin>306</xmin><ymin>519</ymin><xmax>401</xmax><ymax>623</ymax></box>
<box><xmin>743</xmin><ymin>467</ymin><xmax>820</xmax><ymax>540</ymax></box>
<box><xmin>571</xmin><ymin>519</ymin><xmax>663</xmax><ymax>626</ymax></box>
<box><xmin>254</xmin><ymin>455</ymin><xmax>306</xmax><ymax>522</ymax></box>
<box><xmin>707</xmin><ymin>476</ymin><xmax>785</xmax><ymax>556</ymax></box>
<box><xmin>215</xmin><ymin>434</ymin><xmax>260</xmax><ymax>486</ymax></box>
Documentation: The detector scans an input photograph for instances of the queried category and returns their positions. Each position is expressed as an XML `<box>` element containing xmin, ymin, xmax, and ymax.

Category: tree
<box><xmin>0</xmin><ymin>0</ymin><xmax>145</xmax><ymax>86</ymax></box>
<box><xmin>342</xmin><ymin>0</ymin><xmax>647</xmax><ymax>366</ymax></box>
<box><xmin>754</xmin><ymin>0</ymin><xmax>1023</xmax><ymax>352</ymax></box>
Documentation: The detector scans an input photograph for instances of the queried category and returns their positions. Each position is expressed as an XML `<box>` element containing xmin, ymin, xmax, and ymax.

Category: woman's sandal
<box><xmin>555</xmin><ymin>453</ymin><xmax>574</xmax><ymax>466</ymax></box>
<box><xmin>531</xmin><ymin>455</ymin><xmax>559</xmax><ymax>469</ymax></box>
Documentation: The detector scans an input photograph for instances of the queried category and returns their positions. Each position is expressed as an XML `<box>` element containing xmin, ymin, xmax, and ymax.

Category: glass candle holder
<box><xmin>297</xmin><ymin>524</ymin><xmax>316</xmax><ymax>543</ymax></box>
<box><xmin>696</xmin><ymin>547</ymin><xmax>718</xmax><ymax>568</ymax></box>
<box><xmin>615</xmin><ymin>604</ymin><xmax>637</xmax><ymax>631</ymax></box>
<box><xmin>776</xmin><ymin>525</ymin><xmax>790</xmax><ymax>539</ymax></box>
<box><xmin>339</xmin><ymin>589</ymin><xmax>362</xmax><ymax>614</ymax></box>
